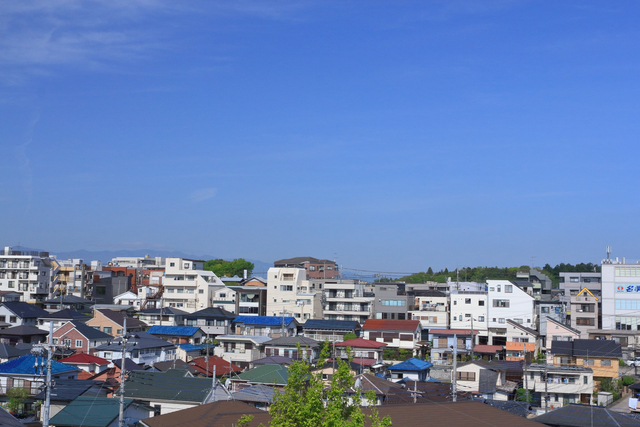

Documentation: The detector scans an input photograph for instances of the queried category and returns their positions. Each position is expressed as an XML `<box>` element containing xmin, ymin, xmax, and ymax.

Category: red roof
<box><xmin>473</xmin><ymin>345</ymin><xmax>503</xmax><ymax>354</ymax></box>
<box><xmin>362</xmin><ymin>319</ymin><xmax>420</xmax><ymax>332</ymax></box>
<box><xmin>335</xmin><ymin>338</ymin><xmax>387</xmax><ymax>349</ymax></box>
<box><xmin>429</xmin><ymin>329</ymin><xmax>479</xmax><ymax>336</ymax></box>
<box><xmin>189</xmin><ymin>356</ymin><xmax>242</xmax><ymax>376</ymax></box>
<box><xmin>59</xmin><ymin>353</ymin><xmax>109</xmax><ymax>365</ymax></box>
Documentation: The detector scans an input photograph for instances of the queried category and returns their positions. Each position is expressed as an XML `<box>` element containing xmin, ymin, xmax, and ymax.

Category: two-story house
<box><xmin>0</xmin><ymin>302</ymin><xmax>48</xmax><ymax>328</ymax></box>
<box><xmin>334</xmin><ymin>338</ymin><xmax>387</xmax><ymax>365</ymax></box>
<box><xmin>543</xmin><ymin>317</ymin><xmax>580</xmax><ymax>351</ymax></box>
<box><xmin>263</xmin><ymin>336</ymin><xmax>320</xmax><ymax>361</ymax></box>
<box><xmin>454</xmin><ymin>360</ymin><xmax>517</xmax><ymax>401</ymax></box>
<box><xmin>182</xmin><ymin>307</ymin><xmax>236</xmax><ymax>337</ymax></box>
<box><xmin>548</xmin><ymin>339</ymin><xmax>622</xmax><ymax>384</ymax></box>
<box><xmin>147</xmin><ymin>326</ymin><xmax>206</xmax><ymax>345</ymax></box>
<box><xmin>232</xmin><ymin>316</ymin><xmax>298</xmax><ymax>338</ymax></box>
<box><xmin>213</xmin><ymin>335</ymin><xmax>270</xmax><ymax>369</ymax></box>
<box><xmin>362</xmin><ymin>319</ymin><xmax>421</xmax><ymax>352</ymax></box>
<box><xmin>52</xmin><ymin>321</ymin><xmax>112</xmax><ymax>355</ymax></box>
<box><xmin>137</xmin><ymin>307</ymin><xmax>187</xmax><ymax>327</ymax></box>
<box><xmin>524</xmin><ymin>364</ymin><xmax>593</xmax><ymax>412</ymax></box>
<box><xmin>301</xmin><ymin>319</ymin><xmax>360</xmax><ymax>342</ymax></box>
<box><xmin>94</xmin><ymin>331</ymin><xmax>176</xmax><ymax>366</ymax></box>
<box><xmin>38</xmin><ymin>309</ymin><xmax>91</xmax><ymax>332</ymax></box>
<box><xmin>429</xmin><ymin>329</ymin><xmax>478</xmax><ymax>365</ymax></box>
<box><xmin>86</xmin><ymin>309</ymin><xmax>148</xmax><ymax>338</ymax></box>
<box><xmin>505</xmin><ymin>319</ymin><xmax>539</xmax><ymax>362</ymax></box>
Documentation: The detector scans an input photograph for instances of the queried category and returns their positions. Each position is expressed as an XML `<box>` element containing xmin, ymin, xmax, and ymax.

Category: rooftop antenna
<box><xmin>606</xmin><ymin>246</ymin><xmax>611</xmax><ymax>260</ymax></box>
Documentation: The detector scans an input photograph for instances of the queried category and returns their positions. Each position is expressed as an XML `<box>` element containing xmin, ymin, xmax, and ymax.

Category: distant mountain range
<box><xmin>7</xmin><ymin>246</ymin><xmax>273</xmax><ymax>277</ymax></box>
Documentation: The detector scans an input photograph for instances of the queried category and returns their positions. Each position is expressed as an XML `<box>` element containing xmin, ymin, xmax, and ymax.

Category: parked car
<box><xmin>625</xmin><ymin>357</ymin><xmax>640</xmax><ymax>367</ymax></box>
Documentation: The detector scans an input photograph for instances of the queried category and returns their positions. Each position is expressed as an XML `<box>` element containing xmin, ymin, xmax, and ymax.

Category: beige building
<box><xmin>570</xmin><ymin>288</ymin><xmax>599</xmax><ymax>338</ymax></box>
<box><xmin>163</xmin><ymin>258</ymin><xmax>226</xmax><ymax>313</ymax></box>
<box><xmin>266</xmin><ymin>267</ymin><xmax>322</xmax><ymax>321</ymax></box>
<box><xmin>86</xmin><ymin>309</ymin><xmax>147</xmax><ymax>337</ymax></box>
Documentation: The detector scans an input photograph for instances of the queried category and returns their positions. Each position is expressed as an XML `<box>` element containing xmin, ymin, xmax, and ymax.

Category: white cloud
<box><xmin>190</xmin><ymin>188</ymin><xmax>217</xmax><ymax>203</ymax></box>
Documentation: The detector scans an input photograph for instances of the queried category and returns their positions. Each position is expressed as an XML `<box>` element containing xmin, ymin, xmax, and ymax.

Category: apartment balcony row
<box><xmin>529</xmin><ymin>380</ymin><xmax>591</xmax><ymax>394</ymax></box>
<box><xmin>412</xmin><ymin>304</ymin><xmax>447</xmax><ymax>312</ymax></box>
<box><xmin>324</xmin><ymin>306</ymin><xmax>371</xmax><ymax>314</ymax></box>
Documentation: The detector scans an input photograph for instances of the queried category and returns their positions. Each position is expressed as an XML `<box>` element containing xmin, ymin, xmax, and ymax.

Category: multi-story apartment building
<box><xmin>516</xmin><ymin>269</ymin><xmax>553</xmax><ymax>298</ymax></box>
<box><xmin>570</xmin><ymin>288</ymin><xmax>599</xmax><ymax>337</ymax></box>
<box><xmin>228</xmin><ymin>286</ymin><xmax>267</xmax><ymax>316</ymax></box>
<box><xmin>487</xmin><ymin>280</ymin><xmax>535</xmax><ymax>346</ymax></box>
<box><xmin>273</xmin><ymin>257</ymin><xmax>338</xmax><ymax>279</ymax></box>
<box><xmin>266</xmin><ymin>267</ymin><xmax>322</xmax><ymax>321</ymax></box>
<box><xmin>559</xmin><ymin>271</ymin><xmax>602</xmax><ymax>302</ymax></box>
<box><xmin>373</xmin><ymin>283</ymin><xmax>410</xmax><ymax>320</ymax></box>
<box><xmin>52</xmin><ymin>258</ymin><xmax>93</xmax><ymax>298</ymax></box>
<box><xmin>601</xmin><ymin>256</ymin><xmax>640</xmax><ymax>330</ymax></box>
<box><xmin>321</xmin><ymin>279</ymin><xmax>372</xmax><ymax>323</ymax></box>
<box><xmin>163</xmin><ymin>258</ymin><xmax>226</xmax><ymax>313</ymax></box>
<box><xmin>449</xmin><ymin>291</ymin><xmax>487</xmax><ymax>345</ymax></box>
<box><xmin>407</xmin><ymin>290</ymin><xmax>449</xmax><ymax>331</ymax></box>
<box><xmin>110</xmin><ymin>256</ymin><xmax>165</xmax><ymax>268</ymax></box>
<box><xmin>0</xmin><ymin>247</ymin><xmax>57</xmax><ymax>304</ymax></box>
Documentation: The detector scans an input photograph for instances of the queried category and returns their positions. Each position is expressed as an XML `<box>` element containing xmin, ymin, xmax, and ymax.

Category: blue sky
<box><xmin>1</xmin><ymin>1</ymin><xmax>639</xmax><ymax>273</ymax></box>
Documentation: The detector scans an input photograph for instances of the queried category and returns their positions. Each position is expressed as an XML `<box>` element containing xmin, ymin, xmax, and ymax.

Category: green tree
<box><xmin>343</xmin><ymin>333</ymin><xmax>357</xmax><ymax>341</ymax></box>
<box><xmin>203</xmin><ymin>258</ymin><xmax>254</xmax><ymax>278</ymax></box>
<box><xmin>250</xmin><ymin>345</ymin><xmax>391</xmax><ymax>427</ymax></box>
<box><xmin>515</xmin><ymin>388</ymin><xmax>531</xmax><ymax>402</ymax></box>
<box><xmin>6</xmin><ymin>387</ymin><xmax>29</xmax><ymax>414</ymax></box>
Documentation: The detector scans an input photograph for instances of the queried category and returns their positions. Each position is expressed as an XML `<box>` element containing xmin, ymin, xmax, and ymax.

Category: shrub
<box><xmin>621</xmin><ymin>376</ymin><xmax>635</xmax><ymax>387</ymax></box>
<box><xmin>619</xmin><ymin>359</ymin><xmax>626</xmax><ymax>367</ymax></box>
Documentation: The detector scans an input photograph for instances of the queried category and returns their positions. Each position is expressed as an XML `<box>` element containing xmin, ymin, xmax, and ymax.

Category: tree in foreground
<box><xmin>240</xmin><ymin>345</ymin><xmax>391</xmax><ymax>427</ymax></box>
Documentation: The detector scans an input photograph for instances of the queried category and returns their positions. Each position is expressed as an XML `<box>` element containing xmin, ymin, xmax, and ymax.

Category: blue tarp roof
<box><xmin>147</xmin><ymin>326</ymin><xmax>201</xmax><ymax>336</ymax></box>
<box><xmin>178</xmin><ymin>343</ymin><xmax>207</xmax><ymax>352</ymax></box>
<box><xmin>388</xmin><ymin>358</ymin><xmax>433</xmax><ymax>372</ymax></box>
<box><xmin>0</xmin><ymin>355</ymin><xmax>79</xmax><ymax>375</ymax></box>
<box><xmin>232</xmin><ymin>316</ymin><xmax>296</xmax><ymax>326</ymax></box>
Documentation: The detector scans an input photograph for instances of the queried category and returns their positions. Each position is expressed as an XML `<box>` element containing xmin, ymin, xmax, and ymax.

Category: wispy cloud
<box><xmin>190</xmin><ymin>188</ymin><xmax>217</xmax><ymax>203</ymax></box>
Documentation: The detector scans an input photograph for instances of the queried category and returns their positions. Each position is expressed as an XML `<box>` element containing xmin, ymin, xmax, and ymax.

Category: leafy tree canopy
<box><xmin>203</xmin><ymin>258</ymin><xmax>254</xmax><ymax>279</ymax></box>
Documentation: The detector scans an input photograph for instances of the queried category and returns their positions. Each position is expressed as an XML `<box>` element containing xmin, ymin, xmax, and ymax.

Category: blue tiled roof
<box><xmin>388</xmin><ymin>358</ymin><xmax>433</xmax><ymax>372</ymax></box>
<box><xmin>147</xmin><ymin>326</ymin><xmax>201</xmax><ymax>336</ymax></box>
<box><xmin>302</xmin><ymin>319</ymin><xmax>360</xmax><ymax>330</ymax></box>
<box><xmin>0</xmin><ymin>355</ymin><xmax>79</xmax><ymax>375</ymax></box>
<box><xmin>232</xmin><ymin>316</ymin><xmax>296</xmax><ymax>326</ymax></box>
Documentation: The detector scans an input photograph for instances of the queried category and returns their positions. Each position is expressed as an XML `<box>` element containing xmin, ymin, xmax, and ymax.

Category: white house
<box><xmin>486</xmin><ymin>280</ymin><xmax>535</xmax><ymax>346</ymax></box>
<box><xmin>450</xmin><ymin>291</ymin><xmax>487</xmax><ymax>343</ymax></box>
<box><xmin>163</xmin><ymin>258</ymin><xmax>226</xmax><ymax>313</ymax></box>
<box><xmin>213</xmin><ymin>335</ymin><xmax>270</xmax><ymax>369</ymax></box>
<box><xmin>266</xmin><ymin>267</ymin><xmax>323</xmax><ymax>321</ymax></box>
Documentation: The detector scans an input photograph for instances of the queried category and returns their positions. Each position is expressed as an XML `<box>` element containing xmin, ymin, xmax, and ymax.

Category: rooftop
<box><xmin>335</xmin><ymin>338</ymin><xmax>387</xmax><ymax>349</ymax></box>
<box><xmin>147</xmin><ymin>325</ymin><xmax>202</xmax><ymax>337</ymax></box>
<box><xmin>232</xmin><ymin>315</ymin><xmax>297</xmax><ymax>326</ymax></box>
<box><xmin>363</xmin><ymin>319</ymin><xmax>420</xmax><ymax>331</ymax></box>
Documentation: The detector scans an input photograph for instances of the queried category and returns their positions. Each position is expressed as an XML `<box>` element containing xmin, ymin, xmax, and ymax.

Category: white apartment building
<box><xmin>163</xmin><ymin>258</ymin><xmax>226</xmax><ymax>313</ymax></box>
<box><xmin>266</xmin><ymin>267</ymin><xmax>322</xmax><ymax>321</ymax></box>
<box><xmin>450</xmin><ymin>291</ymin><xmax>488</xmax><ymax>344</ymax></box>
<box><xmin>111</xmin><ymin>256</ymin><xmax>165</xmax><ymax>268</ymax></box>
<box><xmin>0</xmin><ymin>246</ymin><xmax>57</xmax><ymax>303</ymax></box>
<box><xmin>486</xmin><ymin>280</ymin><xmax>535</xmax><ymax>345</ymax></box>
<box><xmin>52</xmin><ymin>258</ymin><xmax>93</xmax><ymax>298</ymax></box>
<box><xmin>321</xmin><ymin>279</ymin><xmax>373</xmax><ymax>323</ymax></box>
<box><xmin>601</xmin><ymin>257</ymin><xmax>640</xmax><ymax>330</ymax></box>
<box><xmin>408</xmin><ymin>290</ymin><xmax>449</xmax><ymax>330</ymax></box>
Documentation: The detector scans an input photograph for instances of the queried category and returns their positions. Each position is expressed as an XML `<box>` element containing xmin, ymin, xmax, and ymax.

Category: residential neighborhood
<box><xmin>0</xmin><ymin>246</ymin><xmax>639</xmax><ymax>426</ymax></box>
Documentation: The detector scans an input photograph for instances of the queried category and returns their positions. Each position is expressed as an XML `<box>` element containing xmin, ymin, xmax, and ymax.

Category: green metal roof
<box><xmin>49</xmin><ymin>396</ymin><xmax>134</xmax><ymax>427</ymax></box>
<box><xmin>123</xmin><ymin>370</ymin><xmax>212</xmax><ymax>403</ymax></box>
<box><xmin>235</xmin><ymin>364</ymin><xmax>289</xmax><ymax>385</ymax></box>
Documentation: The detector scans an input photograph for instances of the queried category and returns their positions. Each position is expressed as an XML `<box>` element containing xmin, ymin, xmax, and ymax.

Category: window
<box><xmin>584</xmin><ymin>376</ymin><xmax>588</xmax><ymax>384</ymax></box>
<box><xmin>104</xmin><ymin>351</ymin><xmax>112</xmax><ymax>359</ymax></box>
<box><xmin>541</xmin><ymin>307</ymin><xmax>549</xmax><ymax>313</ymax></box>
<box><xmin>505</xmin><ymin>285</ymin><xmax>513</xmax><ymax>293</ymax></box>
<box><xmin>52</xmin><ymin>338</ymin><xmax>58</xmax><ymax>344</ymax></box>
<box><xmin>479</xmin><ymin>300</ymin><xmax>485</xmax><ymax>306</ymax></box>
<box><xmin>283</xmin><ymin>274</ymin><xmax>294</xmax><ymax>281</ymax></box>
<box><xmin>453</xmin><ymin>316</ymin><xmax>457</xmax><ymax>321</ymax></box>
<box><xmin>63</xmin><ymin>339</ymin><xmax>71</xmax><ymax>346</ymax></box>
<box><xmin>219</xmin><ymin>293</ymin><xmax>226</xmax><ymax>298</ymax></box>
<box><xmin>8</xmin><ymin>281</ymin><xmax>14</xmax><ymax>288</ymax></box>
<box><xmin>0</xmin><ymin>316</ymin><xmax>5</xmax><ymax>322</ymax></box>
<box><xmin>280</xmin><ymin>285</ymin><xmax>293</xmax><ymax>291</ymax></box>
<box><xmin>183</xmin><ymin>263</ymin><xmax>190</xmax><ymax>269</ymax></box>
<box><xmin>104</xmin><ymin>327</ymin><xmax>112</xmax><ymax>334</ymax></box>
<box><xmin>177</xmin><ymin>288</ymin><xmax>184</xmax><ymax>293</ymax></box>
<box><xmin>117</xmin><ymin>329</ymin><xmax>122</xmax><ymax>335</ymax></box>
<box><xmin>493</xmin><ymin>299</ymin><xmax>510</xmax><ymax>308</ymax></box>
<box><xmin>199</xmin><ymin>289</ymin><xmax>204</xmax><ymax>294</ymax></box>
<box><xmin>75</xmin><ymin>340</ymin><xmax>83</xmax><ymax>347</ymax></box>
<box><xmin>478</xmin><ymin>316</ymin><xmax>484</xmax><ymax>322</ymax></box>
<box><xmin>530</xmin><ymin>372</ymin><xmax>534</xmax><ymax>380</ymax></box>
<box><xmin>465</xmin><ymin>314</ymin><xmax>471</xmax><ymax>318</ymax></box>
<box><xmin>570</xmin><ymin>277</ymin><xmax>579</xmax><ymax>283</ymax></box>
<box><xmin>168</xmin><ymin>288</ymin><xmax>174</xmax><ymax>293</ymax></box>
<box><xmin>456</xmin><ymin>372</ymin><xmax>476</xmax><ymax>381</ymax></box>
<box><xmin>498</xmin><ymin>318</ymin><xmax>505</xmax><ymax>324</ymax></box>
<box><xmin>465</xmin><ymin>298</ymin><xmax>471</xmax><ymax>304</ymax></box>
<box><xmin>170</xmin><ymin>262</ymin><xmax>175</xmax><ymax>267</ymax></box>
<box><xmin>601</xmin><ymin>359</ymin><xmax>611</xmax><ymax>367</ymax></box>
<box><xmin>453</xmin><ymin>301</ymin><xmax>457</xmax><ymax>305</ymax></box>
<box><xmin>583</xmin><ymin>359</ymin><xmax>595</xmax><ymax>366</ymax></box>
<box><xmin>9</xmin><ymin>316</ymin><xmax>16</xmax><ymax>323</ymax></box>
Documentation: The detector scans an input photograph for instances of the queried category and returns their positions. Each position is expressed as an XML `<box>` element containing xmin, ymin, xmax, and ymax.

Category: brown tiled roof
<box><xmin>362</xmin><ymin>319</ymin><xmax>420</xmax><ymax>331</ymax></box>
<box><xmin>189</xmin><ymin>356</ymin><xmax>242</xmax><ymax>376</ymax></box>
<box><xmin>370</xmin><ymin>401</ymin><xmax>541</xmax><ymax>426</ymax></box>
<box><xmin>97</xmin><ymin>309</ymin><xmax>147</xmax><ymax>328</ymax></box>
<box><xmin>335</xmin><ymin>338</ymin><xmax>387</xmax><ymax>349</ymax></box>
<box><xmin>473</xmin><ymin>344</ymin><xmax>504</xmax><ymax>353</ymax></box>
<box><xmin>139</xmin><ymin>400</ymin><xmax>270</xmax><ymax>427</ymax></box>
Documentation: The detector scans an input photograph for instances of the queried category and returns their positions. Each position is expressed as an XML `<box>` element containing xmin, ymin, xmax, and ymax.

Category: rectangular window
<box><xmin>170</xmin><ymin>262</ymin><xmax>175</xmax><ymax>267</ymax></box>
<box><xmin>498</xmin><ymin>318</ymin><xmax>505</xmax><ymax>324</ymax></box>
<box><xmin>541</xmin><ymin>307</ymin><xmax>549</xmax><ymax>313</ymax></box>
<box><xmin>9</xmin><ymin>316</ymin><xmax>16</xmax><ymax>323</ymax></box>
<box><xmin>570</xmin><ymin>277</ymin><xmax>579</xmax><ymax>283</ymax></box>
<box><xmin>280</xmin><ymin>285</ymin><xmax>293</xmax><ymax>291</ymax></box>
<box><xmin>456</xmin><ymin>372</ymin><xmax>476</xmax><ymax>381</ymax></box>
<box><xmin>8</xmin><ymin>281</ymin><xmax>14</xmax><ymax>288</ymax></box>
<box><xmin>283</xmin><ymin>274</ymin><xmax>294</xmax><ymax>281</ymax></box>
<box><xmin>505</xmin><ymin>285</ymin><xmax>513</xmax><ymax>293</ymax></box>
<box><xmin>103</xmin><ymin>327</ymin><xmax>112</xmax><ymax>334</ymax></box>
<box><xmin>75</xmin><ymin>340</ymin><xmax>83</xmax><ymax>347</ymax></box>
<box><xmin>177</xmin><ymin>289</ymin><xmax>184</xmax><ymax>293</ymax></box>
<box><xmin>199</xmin><ymin>289</ymin><xmax>204</xmax><ymax>294</ymax></box>
<box><xmin>478</xmin><ymin>316</ymin><xmax>484</xmax><ymax>322</ymax></box>
<box><xmin>583</xmin><ymin>359</ymin><xmax>595</xmax><ymax>366</ymax></box>
<box><xmin>492</xmin><ymin>299</ymin><xmax>509</xmax><ymax>308</ymax></box>
<box><xmin>601</xmin><ymin>359</ymin><xmax>611</xmax><ymax>367</ymax></box>
<box><xmin>584</xmin><ymin>376</ymin><xmax>588</xmax><ymax>384</ymax></box>
<box><xmin>465</xmin><ymin>298</ymin><xmax>471</xmax><ymax>304</ymax></box>
<box><xmin>479</xmin><ymin>300</ymin><xmax>485</xmax><ymax>306</ymax></box>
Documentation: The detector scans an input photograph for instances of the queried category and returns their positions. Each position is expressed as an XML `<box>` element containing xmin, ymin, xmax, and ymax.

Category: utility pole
<box><xmin>41</xmin><ymin>322</ymin><xmax>55</xmax><ymax>427</ymax></box>
<box><xmin>470</xmin><ymin>317</ymin><xmax>474</xmax><ymax>361</ymax></box>
<box><xmin>119</xmin><ymin>318</ymin><xmax>129</xmax><ymax>427</ymax></box>
<box><xmin>211</xmin><ymin>365</ymin><xmax>217</xmax><ymax>401</ymax></box>
<box><xmin>523</xmin><ymin>351</ymin><xmax>529</xmax><ymax>405</ymax></box>
<box><xmin>205</xmin><ymin>334</ymin><xmax>209</xmax><ymax>377</ymax></box>
<box><xmin>452</xmin><ymin>334</ymin><xmax>458</xmax><ymax>402</ymax></box>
